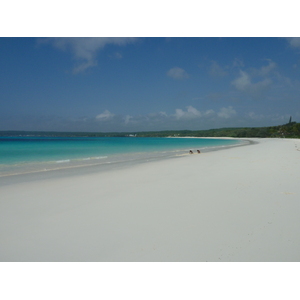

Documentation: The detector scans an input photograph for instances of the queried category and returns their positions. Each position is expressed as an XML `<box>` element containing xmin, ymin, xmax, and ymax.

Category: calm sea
<box><xmin>0</xmin><ymin>136</ymin><xmax>244</xmax><ymax>176</ymax></box>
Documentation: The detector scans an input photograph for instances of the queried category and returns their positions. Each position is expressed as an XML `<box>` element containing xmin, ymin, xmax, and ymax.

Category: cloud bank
<box><xmin>1</xmin><ymin>105</ymin><xmax>294</xmax><ymax>133</ymax></box>
<box><xmin>88</xmin><ymin>106</ymin><xmax>239</xmax><ymax>132</ymax></box>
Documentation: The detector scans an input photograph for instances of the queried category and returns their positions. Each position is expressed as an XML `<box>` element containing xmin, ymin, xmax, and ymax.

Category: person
<box><xmin>189</xmin><ymin>150</ymin><xmax>193</xmax><ymax>154</ymax></box>
<box><xmin>197</xmin><ymin>150</ymin><xmax>200</xmax><ymax>153</ymax></box>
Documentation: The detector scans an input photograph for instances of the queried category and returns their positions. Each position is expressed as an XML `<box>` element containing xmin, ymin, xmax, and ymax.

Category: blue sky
<box><xmin>1</xmin><ymin>37</ymin><xmax>300</xmax><ymax>132</ymax></box>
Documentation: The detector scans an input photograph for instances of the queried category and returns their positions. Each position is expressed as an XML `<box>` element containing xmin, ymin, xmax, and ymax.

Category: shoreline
<box><xmin>1</xmin><ymin>138</ymin><xmax>300</xmax><ymax>261</ymax></box>
<box><xmin>0</xmin><ymin>137</ymin><xmax>248</xmax><ymax>183</ymax></box>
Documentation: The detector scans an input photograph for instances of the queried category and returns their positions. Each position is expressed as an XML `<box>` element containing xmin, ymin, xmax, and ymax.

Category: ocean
<box><xmin>0</xmin><ymin>136</ymin><xmax>245</xmax><ymax>176</ymax></box>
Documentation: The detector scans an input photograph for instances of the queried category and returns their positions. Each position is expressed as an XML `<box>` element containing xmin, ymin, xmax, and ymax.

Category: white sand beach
<box><xmin>1</xmin><ymin>138</ymin><xmax>300</xmax><ymax>261</ymax></box>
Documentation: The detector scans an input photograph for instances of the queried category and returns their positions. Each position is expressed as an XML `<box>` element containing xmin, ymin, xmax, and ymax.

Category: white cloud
<box><xmin>96</xmin><ymin>110</ymin><xmax>115</xmax><ymax>121</ymax></box>
<box><xmin>124</xmin><ymin>115</ymin><xmax>133</xmax><ymax>124</ymax></box>
<box><xmin>174</xmin><ymin>109</ymin><xmax>185</xmax><ymax>119</ymax></box>
<box><xmin>174</xmin><ymin>106</ymin><xmax>201</xmax><ymax>119</ymax></box>
<box><xmin>258</xmin><ymin>60</ymin><xmax>277</xmax><ymax>76</ymax></box>
<box><xmin>167</xmin><ymin>67</ymin><xmax>189</xmax><ymax>80</ymax></box>
<box><xmin>73</xmin><ymin>60</ymin><xmax>98</xmax><ymax>74</ymax></box>
<box><xmin>186</xmin><ymin>106</ymin><xmax>201</xmax><ymax>116</ymax></box>
<box><xmin>231</xmin><ymin>60</ymin><xmax>276</xmax><ymax>98</ymax></box>
<box><xmin>40</xmin><ymin>37</ymin><xmax>137</xmax><ymax>73</ymax></box>
<box><xmin>286</xmin><ymin>37</ymin><xmax>300</xmax><ymax>48</ymax></box>
<box><xmin>247</xmin><ymin>59</ymin><xmax>277</xmax><ymax>78</ymax></box>
<box><xmin>204</xmin><ymin>109</ymin><xmax>215</xmax><ymax>117</ymax></box>
<box><xmin>231</xmin><ymin>70</ymin><xmax>272</xmax><ymax>94</ymax></box>
<box><xmin>232</xmin><ymin>71</ymin><xmax>251</xmax><ymax>91</ymax></box>
<box><xmin>218</xmin><ymin>106</ymin><xmax>236</xmax><ymax>118</ymax></box>
<box><xmin>170</xmin><ymin>106</ymin><xmax>220</xmax><ymax>120</ymax></box>
<box><xmin>159</xmin><ymin>111</ymin><xmax>168</xmax><ymax>117</ymax></box>
<box><xmin>254</xmin><ymin>78</ymin><xmax>272</xmax><ymax>89</ymax></box>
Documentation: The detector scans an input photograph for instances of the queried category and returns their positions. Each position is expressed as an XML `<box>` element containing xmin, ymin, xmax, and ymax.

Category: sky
<box><xmin>1</xmin><ymin>36</ymin><xmax>300</xmax><ymax>132</ymax></box>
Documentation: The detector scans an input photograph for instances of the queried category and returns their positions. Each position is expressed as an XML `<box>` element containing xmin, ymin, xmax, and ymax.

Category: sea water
<box><xmin>0</xmin><ymin>136</ymin><xmax>245</xmax><ymax>176</ymax></box>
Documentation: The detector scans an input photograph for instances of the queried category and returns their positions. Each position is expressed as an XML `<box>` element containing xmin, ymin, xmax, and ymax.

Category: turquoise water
<box><xmin>0</xmin><ymin>136</ymin><xmax>244</xmax><ymax>176</ymax></box>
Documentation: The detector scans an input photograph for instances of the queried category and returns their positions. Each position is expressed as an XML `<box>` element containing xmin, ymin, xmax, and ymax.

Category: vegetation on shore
<box><xmin>135</xmin><ymin>121</ymin><xmax>300</xmax><ymax>138</ymax></box>
<box><xmin>1</xmin><ymin>121</ymin><xmax>300</xmax><ymax>139</ymax></box>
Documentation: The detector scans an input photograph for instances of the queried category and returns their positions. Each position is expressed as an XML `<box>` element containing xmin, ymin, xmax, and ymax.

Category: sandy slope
<box><xmin>1</xmin><ymin>138</ymin><xmax>299</xmax><ymax>261</ymax></box>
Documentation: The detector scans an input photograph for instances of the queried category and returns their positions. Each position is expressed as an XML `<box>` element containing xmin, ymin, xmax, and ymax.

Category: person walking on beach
<box><xmin>197</xmin><ymin>150</ymin><xmax>200</xmax><ymax>153</ymax></box>
<box><xmin>189</xmin><ymin>150</ymin><xmax>193</xmax><ymax>154</ymax></box>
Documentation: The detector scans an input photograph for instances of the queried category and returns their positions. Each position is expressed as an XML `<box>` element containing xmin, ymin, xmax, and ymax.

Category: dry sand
<box><xmin>1</xmin><ymin>138</ymin><xmax>300</xmax><ymax>261</ymax></box>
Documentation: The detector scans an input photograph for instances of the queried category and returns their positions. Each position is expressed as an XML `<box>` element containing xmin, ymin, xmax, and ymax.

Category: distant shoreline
<box><xmin>1</xmin><ymin>121</ymin><xmax>300</xmax><ymax>138</ymax></box>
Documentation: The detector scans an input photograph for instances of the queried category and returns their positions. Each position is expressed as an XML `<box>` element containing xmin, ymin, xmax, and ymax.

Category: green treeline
<box><xmin>1</xmin><ymin>122</ymin><xmax>300</xmax><ymax>138</ymax></box>
<box><xmin>135</xmin><ymin>122</ymin><xmax>300</xmax><ymax>138</ymax></box>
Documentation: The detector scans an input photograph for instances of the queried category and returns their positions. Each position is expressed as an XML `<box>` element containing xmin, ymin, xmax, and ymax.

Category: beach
<box><xmin>1</xmin><ymin>138</ymin><xmax>300</xmax><ymax>261</ymax></box>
